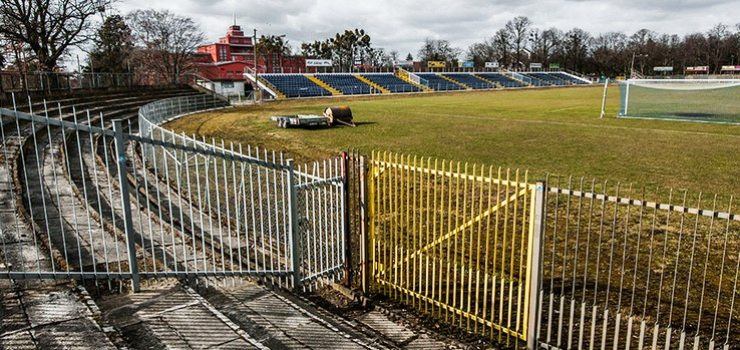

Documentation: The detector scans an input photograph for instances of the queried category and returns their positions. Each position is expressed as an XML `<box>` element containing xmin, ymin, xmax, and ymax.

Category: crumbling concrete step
<box><xmin>198</xmin><ymin>281</ymin><xmax>389</xmax><ymax>350</ymax></box>
<box><xmin>0</xmin><ymin>285</ymin><xmax>116</xmax><ymax>349</ymax></box>
<box><xmin>357</xmin><ymin>311</ymin><xmax>415</xmax><ymax>344</ymax></box>
<box><xmin>98</xmin><ymin>284</ymin><xmax>264</xmax><ymax>349</ymax></box>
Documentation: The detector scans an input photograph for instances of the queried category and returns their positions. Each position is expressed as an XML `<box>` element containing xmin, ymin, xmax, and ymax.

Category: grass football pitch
<box><xmin>166</xmin><ymin>85</ymin><xmax>739</xmax><ymax>196</ymax></box>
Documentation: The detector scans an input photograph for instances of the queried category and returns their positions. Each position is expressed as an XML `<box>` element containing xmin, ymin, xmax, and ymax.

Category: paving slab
<box><xmin>0</xmin><ymin>284</ymin><xmax>116</xmax><ymax>350</ymax></box>
<box><xmin>356</xmin><ymin>310</ymin><xmax>416</xmax><ymax>345</ymax></box>
<box><xmin>99</xmin><ymin>284</ymin><xmax>262</xmax><ymax>350</ymax></box>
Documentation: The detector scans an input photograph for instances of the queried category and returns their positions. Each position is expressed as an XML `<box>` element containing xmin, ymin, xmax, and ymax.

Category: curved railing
<box><xmin>138</xmin><ymin>93</ymin><xmax>229</xmax><ymax>140</ymax></box>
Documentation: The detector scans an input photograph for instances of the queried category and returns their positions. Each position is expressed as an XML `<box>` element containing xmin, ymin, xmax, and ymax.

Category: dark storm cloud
<box><xmin>117</xmin><ymin>0</ymin><xmax>739</xmax><ymax>56</ymax></box>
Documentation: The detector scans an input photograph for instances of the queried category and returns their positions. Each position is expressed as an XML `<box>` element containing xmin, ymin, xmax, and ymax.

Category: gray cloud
<box><xmin>117</xmin><ymin>0</ymin><xmax>739</xmax><ymax>57</ymax></box>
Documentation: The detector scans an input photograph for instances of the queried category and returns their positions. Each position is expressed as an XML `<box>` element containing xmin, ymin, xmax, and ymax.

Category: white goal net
<box><xmin>618</xmin><ymin>79</ymin><xmax>740</xmax><ymax>123</ymax></box>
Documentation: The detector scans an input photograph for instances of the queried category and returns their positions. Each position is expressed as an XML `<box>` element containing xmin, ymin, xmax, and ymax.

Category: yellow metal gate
<box><xmin>368</xmin><ymin>151</ymin><xmax>538</xmax><ymax>345</ymax></box>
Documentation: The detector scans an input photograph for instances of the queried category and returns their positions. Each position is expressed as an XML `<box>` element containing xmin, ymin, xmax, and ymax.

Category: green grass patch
<box><xmin>165</xmin><ymin>86</ymin><xmax>739</xmax><ymax>195</ymax></box>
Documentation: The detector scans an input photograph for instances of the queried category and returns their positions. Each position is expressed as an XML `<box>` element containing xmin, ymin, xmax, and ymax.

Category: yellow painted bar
<box><xmin>408</xmin><ymin>156</ymin><xmax>423</xmax><ymax>305</ymax></box>
<box><xmin>515</xmin><ymin>171</ymin><xmax>529</xmax><ymax>337</ymax></box>
<box><xmin>376</xmin><ymin>279</ymin><xmax>526</xmax><ymax>340</ymax></box>
<box><xmin>430</xmin><ymin>158</ymin><xmax>439</xmax><ymax>315</ymax></box>
<box><xmin>423</xmin><ymin>158</ymin><xmax>431</xmax><ymax>312</ymax></box>
<box><xmin>436</xmin><ymin>160</ymin><xmax>446</xmax><ymax>318</ymax></box>
<box><xmin>390</xmin><ymin>188</ymin><xmax>528</xmax><ymax>270</ymax></box>
<box><xmin>490</xmin><ymin>167</ymin><xmax>502</xmax><ymax>340</ymax></box>
<box><xmin>499</xmin><ymin>169</ymin><xmax>510</xmax><ymax>342</ymax></box>
<box><xmin>471</xmin><ymin>165</ymin><xmax>485</xmax><ymax>332</ymax></box>
<box><xmin>367</xmin><ymin>151</ymin><xmax>535</xmax><ymax>344</ymax></box>
<box><xmin>417</xmin><ymin>157</ymin><xmax>425</xmax><ymax>308</ymax></box>
<box><xmin>444</xmin><ymin>160</ymin><xmax>454</xmax><ymax>322</ymax></box>
<box><xmin>372</xmin><ymin>159</ymin><xmax>529</xmax><ymax>189</ymax></box>
<box><xmin>382</xmin><ymin>152</ymin><xmax>389</xmax><ymax>296</ymax></box>
<box><xmin>403</xmin><ymin>154</ymin><xmax>411</xmax><ymax>305</ymax></box>
<box><xmin>391</xmin><ymin>152</ymin><xmax>397</xmax><ymax>299</ymax></box>
<box><xmin>369</xmin><ymin>151</ymin><xmax>376</xmax><ymax>289</ymax></box>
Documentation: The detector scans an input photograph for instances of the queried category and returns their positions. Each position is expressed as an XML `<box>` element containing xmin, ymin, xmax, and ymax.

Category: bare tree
<box><xmin>0</xmin><ymin>0</ymin><xmax>108</xmax><ymax>70</ymax></box>
<box><xmin>530</xmin><ymin>28</ymin><xmax>561</xmax><ymax>65</ymax></box>
<box><xmin>493</xmin><ymin>28</ymin><xmax>511</xmax><ymax>67</ymax></box>
<box><xmin>388</xmin><ymin>50</ymin><xmax>399</xmax><ymax>64</ymax></box>
<box><xmin>706</xmin><ymin>23</ymin><xmax>730</xmax><ymax>73</ymax></box>
<box><xmin>418</xmin><ymin>38</ymin><xmax>461</xmax><ymax>63</ymax></box>
<box><xmin>126</xmin><ymin>9</ymin><xmax>204</xmax><ymax>84</ymax></box>
<box><xmin>561</xmin><ymin>28</ymin><xmax>592</xmax><ymax>72</ymax></box>
<box><xmin>467</xmin><ymin>38</ymin><xmax>496</xmax><ymax>68</ymax></box>
<box><xmin>506</xmin><ymin>16</ymin><xmax>531</xmax><ymax>69</ymax></box>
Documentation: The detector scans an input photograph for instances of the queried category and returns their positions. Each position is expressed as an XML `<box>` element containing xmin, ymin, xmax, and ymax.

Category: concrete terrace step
<box><xmin>0</xmin><ymin>284</ymin><xmax>116</xmax><ymax>349</ymax></box>
<box><xmin>97</xmin><ymin>283</ymin><xmax>263</xmax><ymax>349</ymax></box>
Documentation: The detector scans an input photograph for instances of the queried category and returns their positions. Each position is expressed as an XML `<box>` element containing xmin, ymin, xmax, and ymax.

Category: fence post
<box><xmin>113</xmin><ymin>120</ymin><xmax>140</xmax><ymax>292</ymax></box>
<box><xmin>286</xmin><ymin>159</ymin><xmax>302</xmax><ymax>290</ymax></box>
<box><xmin>341</xmin><ymin>151</ymin><xmax>352</xmax><ymax>287</ymax></box>
<box><xmin>359</xmin><ymin>155</ymin><xmax>369</xmax><ymax>294</ymax></box>
<box><xmin>526</xmin><ymin>180</ymin><xmax>546</xmax><ymax>349</ymax></box>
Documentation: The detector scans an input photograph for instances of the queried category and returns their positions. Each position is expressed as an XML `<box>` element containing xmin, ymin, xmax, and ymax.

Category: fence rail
<box><xmin>0</xmin><ymin>71</ymin><xmax>138</xmax><ymax>94</ymax></box>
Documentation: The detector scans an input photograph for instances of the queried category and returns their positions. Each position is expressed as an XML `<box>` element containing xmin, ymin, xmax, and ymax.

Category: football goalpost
<box><xmin>615</xmin><ymin>79</ymin><xmax>740</xmax><ymax>124</ymax></box>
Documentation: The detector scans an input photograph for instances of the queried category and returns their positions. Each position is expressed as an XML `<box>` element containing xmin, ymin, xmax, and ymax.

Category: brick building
<box><xmin>194</xmin><ymin>24</ymin><xmax>306</xmax><ymax>96</ymax></box>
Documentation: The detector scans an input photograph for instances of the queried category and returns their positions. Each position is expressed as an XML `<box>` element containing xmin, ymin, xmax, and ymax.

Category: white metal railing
<box><xmin>0</xmin><ymin>93</ymin><xmax>347</xmax><ymax>293</ymax></box>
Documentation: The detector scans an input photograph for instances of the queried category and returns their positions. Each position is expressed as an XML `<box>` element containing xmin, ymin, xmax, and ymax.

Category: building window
<box><xmin>218</xmin><ymin>47</ymin><xmax>228</xmax><ymax>61</ymax></box>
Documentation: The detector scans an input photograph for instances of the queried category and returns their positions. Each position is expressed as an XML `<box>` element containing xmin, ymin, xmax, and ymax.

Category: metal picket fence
<box><xmin>0</xmin><ymin>93</ymin><xmax>348</xmax><ymax>292</ymax></box>
<box><xmin>362</xmin><ymin>151</ymin><xmax>740</xmax><ymax>349</ymax></box>
<box><xmin>367</xmin><ymin>151</ymin><xmax>541</xmax><ymax>346</ymax></box>
<box><xmin>0</xmin><ymin>71</ymin><xmax>136</xmax><ymax>94</ymax></box>
<box><xmin>538</xmin><ymin>179</ymin><xmax>740</xmax><ymax>350</ymax></box>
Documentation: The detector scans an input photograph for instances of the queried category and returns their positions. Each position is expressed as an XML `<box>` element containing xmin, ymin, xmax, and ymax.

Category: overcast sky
<box><xmin>116</xmin><ymin>0</ymin><xmax>738</xmax><ymax>57</ymax></box>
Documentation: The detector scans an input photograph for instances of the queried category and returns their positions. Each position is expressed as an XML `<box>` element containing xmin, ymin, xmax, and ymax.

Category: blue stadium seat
<box><xmin>526</xmin><ymin>72</ymin><xmax>566</xmax><ymax>86</ymax></box>
<box><xmin>315</xmin><ymin>74</ymin><xmax>373</xmax><ymax>95</ymax></box>
<box><xmin>442</xmin><ymin>74</ymin><xmax>496</xmax><ymax>89</ymax></box>
<box><xmin>360</xmin><ymin>74</ymin><xmax>421</xmax><ymax>93</ymax></box>
<box><xmin>261</xmin><ymin>74</ymin><xmax>332</xmax><ymax>98</ymax></box>
<box><xmin>475</xmin><ymin>73</ymin><xmax>526</xmax><ymax>88</ymax></box>
<box><xmin>416</xmin><ymin>73</ymin><xmax>464</xmax><ymax>91</ymax></box>
<box><xmin>551</xmin><ymin>72</ymin><xmax>589</xmax><ymax>85</ymax></box>
<box><xmin>516</xmin><ymin>73</ymin><xmax>550</xmax><ymax>86</ymax></box>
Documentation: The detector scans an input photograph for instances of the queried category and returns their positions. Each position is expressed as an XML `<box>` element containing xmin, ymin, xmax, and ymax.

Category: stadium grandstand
<box><xmin>415</xmin><ymin>73</ymin><xmax>466</xmax><ymax>90</ymax></box>
<box><xmin>244</xmin><ymin>71</ymin><xmax>590</xmax><ymax>99</ymax></box>
<box><xmin>360</xmin><ymin>73</ymin><xmax>422</xmax><ymax>92</ymax></box>
<box><xmin>442</xmin><ymin>73</ymin><xmax>497</xmax><ymax>89</ymax></box>
<box><xmin>475</xmin><ymin>72</ymin><xmax>527</xmax><ymax>88</ymax></box>
<box><xmin>315</xmin><ymin>74</ymin><xmax>374</xmax><ymax>95</ymax></box>
<box><xmin>260</xmin><ymin>74</ymin><xmax>332</xmax><ymax>98</ymax></box>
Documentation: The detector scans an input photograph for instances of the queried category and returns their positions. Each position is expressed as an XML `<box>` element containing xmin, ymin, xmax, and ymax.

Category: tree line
<box><xmin>300</xmin><ymin>29</ymin><xmax>395</xmax><ymax>71</ymax></box>
<box><xmin>1</xmin><ymin>1</ymin><xmax>738</xmax><ymax>78</ymax></box>
<box><xmin>423</xmin><ymin>16</ymin><xmax>740</xmax><ymax>76</ymax></box>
